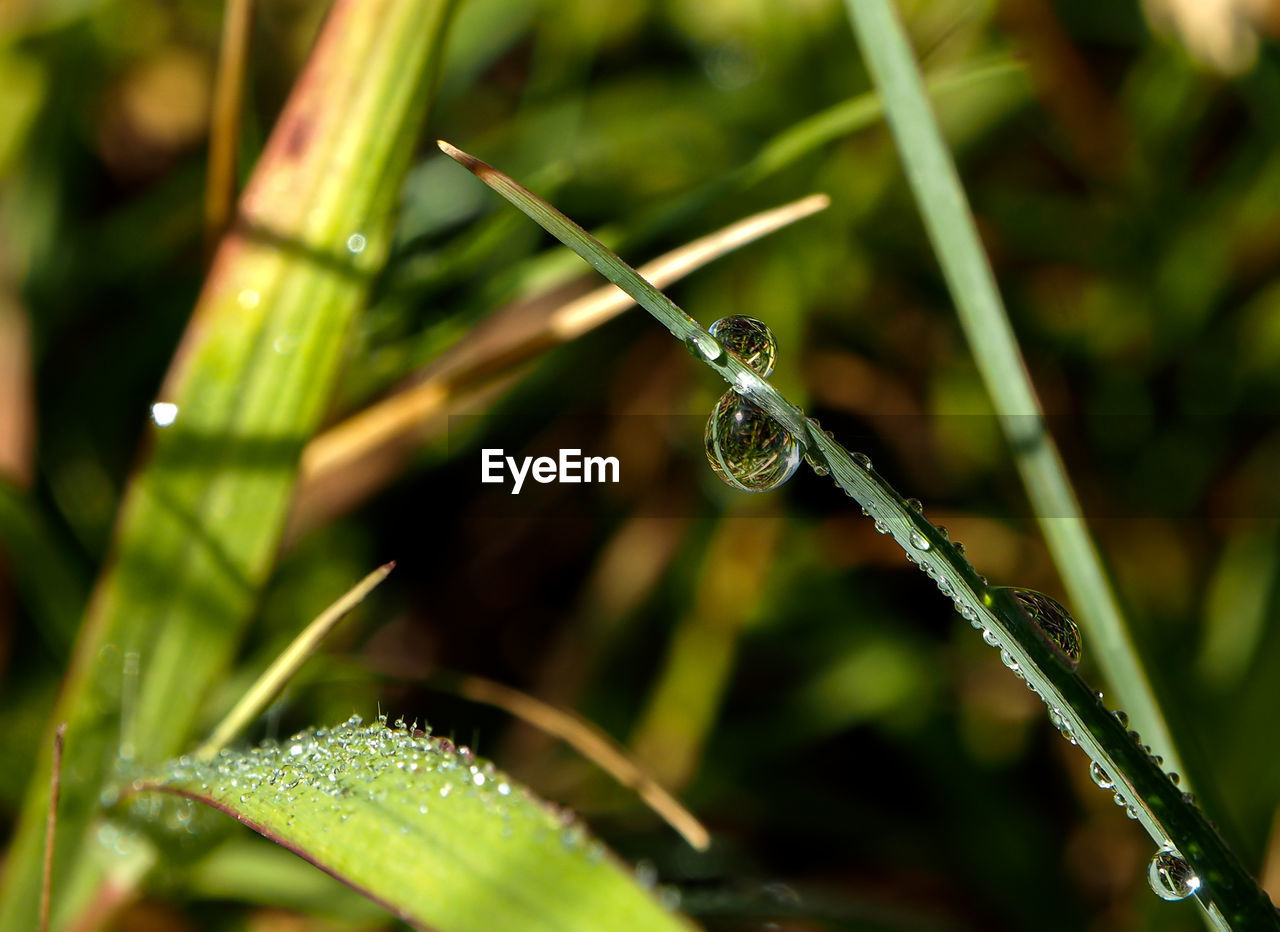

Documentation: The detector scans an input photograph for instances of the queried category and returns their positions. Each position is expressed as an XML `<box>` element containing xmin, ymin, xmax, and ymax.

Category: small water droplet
<box><xmin>1148</xmin><ymin>847</ymin><xmax>1201</xmax><ymax>901</ymax></box>
<box><xmin>954</xmin><ymin>540</ymin><xmax>966</xmax><ymax>555</ymax></box>
<box><xmin>1113</xmin><ymin>710</ymin><xmax>1129</xmax><ymax>728</ymax></box>
<box><xmin>803</xmin><ymin>451</ymin><xmax>829</xmax><ymax>476</ymax></box>
<box><xmin>1089</xmin><ymin>761</ymin><xmax>1114</xmax><ymax>790</ymax></box>
<box><xmin>289</xmin><ymin>744</ymin><xmax>303</xmax><ymax>756</ymax></box>
<box><xmin>873</xmin><ymin>519</ymin><xmax>889</xmax><ymax>534</ymax></box>
<box><xmin>686</xmin><ymin>332</ymin><xmax>722</xmax><ymax>362</ymax></box>
<box><xmin>1168</xmin><ymin>772</ymin><xmax>1181</xmax><ymax>786</ymax></box>
<box><xmin>346</xmin><ymin>232</ymin><xmax>367</xmax><ymax>254</ymax></box>
<box><xmin>999</xmin><ymin>649</ymin><xmax>1019</xmax><ymax>671</ymax></box>
<box><xmin>709</xmin><ymin>315</ymin><xmax>777</xmax><ymax>376</ymax></box>
<box><xmin>905</xmin><ymin>497</ymin><xmax>924</xmax><ymax>513</ymax></box>
<box><xmin>237</xmin><ymin>289</ymin><xmax>260</xmax><ymax>309</ymax></box>
<box><xmin>150</xmin><ymin>402</ymin><xmax>179</xmax><ymax>427</ymax></box>
<box><xmin>852</xmin><ymin>451</ymin><xmax>872</xmax><ymax>469</ymax></box>
<box><xmin>982</xmin><ymin>628</ymin><xmax>1000</xmax><ymax>647</ymax></box>
<box><xmin>909</xmin><ymin>530</ymin><xmax>931</xmax><ymax>551</ymax></box>
<box><xmin>705</xmin><ymin>391</ymin><xmax>800</xmax><ymax>492</ymax></box>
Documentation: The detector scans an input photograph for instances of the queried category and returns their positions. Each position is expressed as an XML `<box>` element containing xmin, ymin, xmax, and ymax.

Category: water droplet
<box><xmin>909</xmin><ymin>530</ymin><xmax>931</xmax><ymax>551</ymax></box>
<box><xmin>1089</xmin><ymin>761</ymin><xmax>1114</xmax><ymax>790</ymax></box>
<box><xmin>346</xmin><ymin>233</ymin><xmax>367</xmax><ymax>254</ymax></box>
<box><xmin>150</xmin><ymin>402</ymin><xmax>179</xmax><ymax>427</ymax></box>
<box><xmin>999</xmin><ymin>648</ymin><xmax>1020</xmax><ymax>672</ymax></box>
<box><xmin>803</xmin><ymin>451</ymin><xmax>829</xmax><ymax>476</ymax></box>
<box><xmin>904</xmin><ymin>497</ymin><xmax>924</xmax><ymax>513</ymax></box>
<box><xmin>996</xmin><ymin>588</ymin><xmax>1082</xmax><ymax>668</ymax></box>
<box><xmin>873</xmin><ymin>519</ymin><xmax>889</xmax><ymax>534</ymax></box>
<box><xmin>686</xmin><ymin>332</ymin><xmax>722</xmax><ymax>362</ymax></box>
<box><xmin>704</xmin><ymin>390</ymin><xmax>800</xmax><ymax>492</ymax></box>
<box><xmin>1168</xmin><ymin>772</ymin><xmax>1181</xmax><ymax>786</ymax></box>
<box><xmin>237</xmin><ymin>289</ymin><xmax>260</xmax><ymax>309</ymax></box>
<box><xmin>852</xmin><ymin>452</ymin><xmax>872</xmax><ymax>469</ymax></box>
<box><xmin>1148</xmin><ymin>847</ymin><xmax>1201</xmax><ymax>901</ymax></box>
<box><xmin>954</xmin><ymin>540</ymin><xmax>966</xmax><ymax>555</ymax></box>
<box><xmin>982</xmin><ymin>628</ymin><xmax>1000</xmax><ymax>647</ymax></box>
<box><xmin>1113</xmin><ymin>710</ymin><xmax>1129</xmax><ymax>728</ymax></box>
<box><xmin>709</xmin><ymin>315</ymin><xmax>777</xmax><ymax>376</ymax></box>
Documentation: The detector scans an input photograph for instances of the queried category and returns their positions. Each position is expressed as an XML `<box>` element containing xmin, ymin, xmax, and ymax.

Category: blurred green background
<box><xmin>2</xmin><ymin>0</ymin><xmax>1280</xmax><ymax>929</ymax></box>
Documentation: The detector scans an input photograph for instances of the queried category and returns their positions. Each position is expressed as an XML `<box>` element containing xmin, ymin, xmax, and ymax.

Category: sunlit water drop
<box><xmin>1148</xmin><ymin>847</ymin><xmax>1201</xmax><ymax>901</ymax></box>
<box><xmin>347</xmin><ymin>232</ymin><xmax>367</xmax><ymax>254</ymax></box>
<box><xmin>686</xmin><ymin>332</ymin><xmax>722</xmax><ymax>362</ymax></box>
<box><xmin>150</xmin><ymin>402</ymin><xmax>179</xmax><ymax>427</ymax></box>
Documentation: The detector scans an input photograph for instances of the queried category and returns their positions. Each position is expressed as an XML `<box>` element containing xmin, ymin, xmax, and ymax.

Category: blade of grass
<box><xmin>839</xmin><ymin>0</ymin><xmax>1186</xmax><ymax>785</ymax></box>
<box><xmin>196</xmin><ymin>562</ymin><xmax>395</xmax><ymax>758</ymax></box>
<box><xmin>437</xmin><ymin>671</ymin><xmax>710</xmax><ymax>851</ymax></box>
<box><xmin>285</xmin><ymin>193</ymin><xmax>829</xmax><ymax>543</ymax></box>
<box><xmin>204</xmin><ymin>0</ymin><xmax>255</xmax><ymax>257</ymax></box>
<box><xmin>438</xmin><ymin>142</ymin><xmax>1280</xmax><ymax>930</ymax></box>
<box><xmin>0</xmin><ymin>3</ymin><xmax>458</xmax><ymax>927</ymax></box>
<box><xmin>38</xmin><ymin>723</ymin><xmax>65</xmax><ymax>932</ymax></box>
<box><xmin>135</xmin><ymin>715</ymin><xmax>694</xmax><ymax>932</ymax></box>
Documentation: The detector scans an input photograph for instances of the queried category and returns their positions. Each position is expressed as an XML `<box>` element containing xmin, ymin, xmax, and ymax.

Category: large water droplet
<box><xmin>998</xmin><ymin>588</ymin><xmax>1082</xmax><ymax>668</ymax></box>
<box><xmin>705</xmin><ymin>390</ymin><xmax>800</xmax><ymax>492</ymax></box>
<box><xmin>709</xmin><ymin>315</ymin><xmax>777</xmax><ymax>376</ymax></box>
<box><xmin>1148</xmin><ymin>847</ymin><xmax>1201</xmax><ymax>901</ymax></box>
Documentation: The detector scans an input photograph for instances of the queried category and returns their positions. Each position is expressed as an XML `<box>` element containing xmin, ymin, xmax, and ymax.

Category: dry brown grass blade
<box><xmin>203</xmin><ymin>0</ymin><xmax>255</xmax><ymax>256</ymax></box>
<box><xmin>438</xmin><ymin>672</ymin><xmax>710</xmax><ymax>852</ymax></box>
<box><xmin>284</xmin><ymin>193</ymin><xmax>829</xmax><ymax>543</ymax></box>
<box><xmin>0</xmin><ymin>287</ymin><xmax>34</xmax><ymax>488</ymax></box>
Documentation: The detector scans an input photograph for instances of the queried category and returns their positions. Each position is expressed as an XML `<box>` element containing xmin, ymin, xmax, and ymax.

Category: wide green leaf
<box><xmin>135</xmin><ymin>715</ymin><xmax>693</xmax><ymax>932</ymax></box>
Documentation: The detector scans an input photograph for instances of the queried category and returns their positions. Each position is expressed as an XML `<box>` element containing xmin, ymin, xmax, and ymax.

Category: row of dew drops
<box><xmin>697</xmin><ymin>316</ymin><xmax>1203</xmax><ymax>906</ymax></box>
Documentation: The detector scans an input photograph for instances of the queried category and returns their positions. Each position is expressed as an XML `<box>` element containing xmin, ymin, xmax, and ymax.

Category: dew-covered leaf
<box><xmin>136</xmin><ymin>715</ymin><xmax>694</xmax><ymax>932</ymax></box>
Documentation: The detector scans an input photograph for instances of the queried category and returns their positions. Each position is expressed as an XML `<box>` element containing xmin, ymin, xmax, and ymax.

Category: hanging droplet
<box><xmin>803</xmin><ymin>451</ymin><xmax>829</xmax><ymax>476</ymax></box>
<box><xmin>873</xmin><ymin>519</ymin><xmax>889</xmax><ymax>534</ymax></box>
<box><xmin>996</xmin><ymin>588</ymin><xmax>1082</xmax><ymax>669</ymax></box>
<box><xmin>999</xmin><ymin>649</ymin><xmax>1019</xmax><ymax>672</ymax></box>
<box><xmin>705</xmin><ymin>390</ymin><xmax>800</xmax><ymax>492</ymax></box>
<box><xmin>1148</xmin><ymin>847</ymin><xmax>1201</xmax><ymax>902</ymax></box>
<box><xmin>852</xmin><ymin>451</ymin><xmax>872</xmax><ymax>469</ymax></box>
<box><xmin>1089</xmin><ymin>761</ymin><xmax>1114</xmax><ymax>790</ymax></box>
<box><xmin>905</xmin><ymin>497</ymin><xmax>924</xmax><ymax>513</ymax></box>
<box><xmin>709</xmin><ymin>316</ymin><xmax>777</xmax><ymax>376</ymax></box>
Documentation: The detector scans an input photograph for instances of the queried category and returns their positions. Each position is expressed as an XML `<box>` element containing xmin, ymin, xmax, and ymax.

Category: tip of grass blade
<box><xmin>437</xmin><ymin>139</ymin><xmax>487</xmax><ymax>175</ymax></box>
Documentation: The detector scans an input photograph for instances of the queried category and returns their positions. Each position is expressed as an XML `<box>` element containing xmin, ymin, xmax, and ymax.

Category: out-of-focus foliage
<box><xmin>1</xmin><ymin>0</ymin><xmax>1278</xmax><ymax>930</ymax></box>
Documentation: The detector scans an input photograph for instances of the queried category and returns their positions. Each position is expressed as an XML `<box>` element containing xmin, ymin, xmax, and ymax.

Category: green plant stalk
<box><xmin>839</xmin><ymin>0</ymin><xmax>1185</xmax><ymax>786</ymax></box>
<box><xmin>0</xmin><ymin>3</ymin><xmax>457</xmax><ymax>928</ymax></box>
<box><xmin>439</xmin><ymin>143</ymin><xmax>1280</xmax><ymax>931</ymax></box>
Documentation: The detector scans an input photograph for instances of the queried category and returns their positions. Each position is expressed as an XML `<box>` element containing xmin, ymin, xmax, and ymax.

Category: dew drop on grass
<box><xmin>709</xmin><ymin>315</ymin><xmax>777</xmax><ymax>376</ymax></box>
<box><xmin>992</xmin><ymin>587</ymin><xmax>1082</xmax><ymax>668</ymax></box>
<box><xmin>908</xmin><ymin>530</ymin><xmax>930</xmax><ymax>551</ymax></box>
<box><xmin>905</xmin><ymin>497</ymin><xmax>924</xmax><ymax>513</ymax></box>
<box><xmin>150</xmin><ymin>402</ymin><xmax>179</xmax><ymax>427</ymax></box>
<box><xmin>1089</xmin><ymin>761</ymin><xmax>1114</xmax><ymax>790</ymax></box>
<box><xmin>705</xmin><ymin>390</ymin><xmax>799</xmax><ymax>492</ymax></box>
<box><xmin>685</xmin><ymin>332</ymin><xmax>722</xmax><ymax>362</ymax></box>
<box><xmin>1148</xmin><ymin>847</ymin><xmax>1201</xmax><ymax>901</ymax></box>
<box><xmin>852</xmin><ymin>451</ymin><xmax>872</xmax><ymax>469</ymax></box>
<box><xmin>346</xmin><ymin>232</ymin><xmax>367</xmax><ymax>254</ymax></box>
<box><xmin>874</xmin><ymin>520</ymin><xmax>889</xmax><ymax>534</ymax></box>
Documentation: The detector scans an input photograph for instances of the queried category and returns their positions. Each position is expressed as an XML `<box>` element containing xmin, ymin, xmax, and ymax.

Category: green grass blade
<box><xmin>838</xmin><ymin>0</ymin><xmax>1185</xmax><ymax>784</ymax></box>
<box><xmin>438</xmin><ymin>145</ymin><xmax>1280</xmax><ymax>931</ymax></box>
<box><xmin>0</xmin><ymin>2</ymin><xmax>458</xmax><ymax>927</ymax></box>
<box><xmin>135</xmin><ymin>715</ymin><xmax>693</xmax><ymax>932</ymax></box>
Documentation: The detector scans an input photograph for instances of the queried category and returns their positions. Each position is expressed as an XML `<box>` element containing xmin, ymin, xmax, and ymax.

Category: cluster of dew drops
<box><xmin>697</xmin><ymin>316</ymin><xmax>1203</xmax><ymax>906</ymax></box>
<box><xmin>142</xmin><ymin>714</ymin><xmax>618</xmax><ymax>865</ymax></box>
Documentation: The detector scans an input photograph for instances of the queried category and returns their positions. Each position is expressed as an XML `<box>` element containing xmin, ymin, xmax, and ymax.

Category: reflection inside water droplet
<box><xmin>709</xmin><ymin>315</ymin><xmax>777</xmax><ymax>376</ymax></box>
<box><xmin>704</xmin><ymin>390</ymin><xmax>800</xmax><ymax>492</ymax></box>
<box><xmin>998</xmin><ymin>587</ymin><xmax>1082</xmax><ymax>668</ymax></box>
<box><xmin>1148</xmin><ymin>847</ymin><xmax>1200</xmax><ymax>901</ymax></box>
<box><xmin>1089</xmin><ymin>761</ymin><xmax>1114</xmax><ymax>790</ymax></box>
